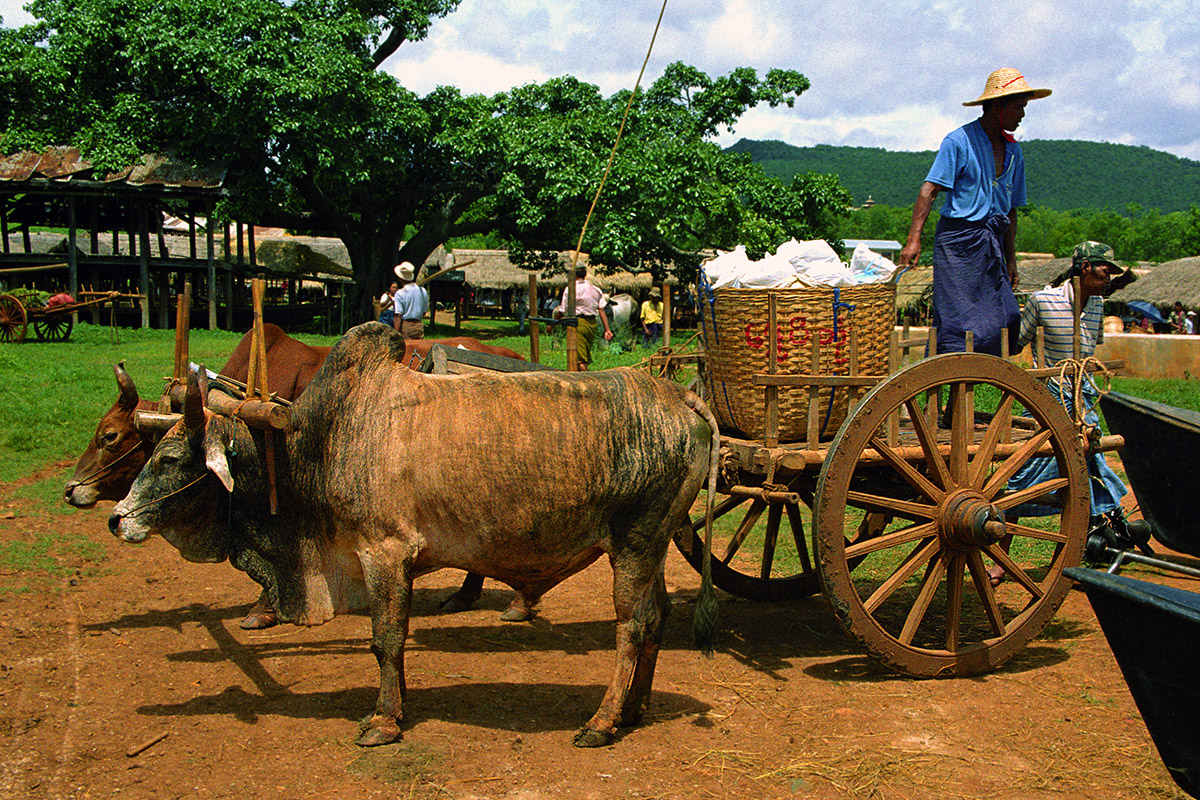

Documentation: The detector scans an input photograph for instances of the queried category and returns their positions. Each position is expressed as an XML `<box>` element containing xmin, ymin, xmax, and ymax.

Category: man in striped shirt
<box><xmin>994</xmin><ymin>241</ymin><xmax>1131</xmax><ymax>584</ymax></box>
<box><xmin>1016</xmin><ymin>241</ymin><xmax>1117</xmax><ymax>368</ymax></box>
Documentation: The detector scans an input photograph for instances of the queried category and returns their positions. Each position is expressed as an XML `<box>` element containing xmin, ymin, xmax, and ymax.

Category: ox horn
<box><xmin>114</xmin><ymin>360</ymin><xmax>140</xmax><ymax>410</ymax></box>
<box><xmin>183</xmin><ymin>368</ymin><xmax>206</xmax><ymax>434</ymax></box>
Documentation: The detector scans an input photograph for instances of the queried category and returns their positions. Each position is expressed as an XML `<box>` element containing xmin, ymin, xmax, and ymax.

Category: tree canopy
<box><xmin>1</xmin><ymin>0</ymin><xmax>850</xmax><ymax>319</ymax></box>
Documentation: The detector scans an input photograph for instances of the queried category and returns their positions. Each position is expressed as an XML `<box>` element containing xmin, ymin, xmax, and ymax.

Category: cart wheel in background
<box><xmin>0</xmin><ymin>294</ymin><xmax>28</xmax><ymax>342</ymax></box>
<box><xmin>33</xmin><ymin>314</ymin><xmax>73</xmax><ymax>342</ymax></box>
<box><xmin>675</xmin><ymin>488</ymin><xmax>821</xmax><ymax>601</ymax></box>
<box><xmin>814</xmin><ymin>353</ymin><xmax>1089</xmax><ymax>677</ymax></box>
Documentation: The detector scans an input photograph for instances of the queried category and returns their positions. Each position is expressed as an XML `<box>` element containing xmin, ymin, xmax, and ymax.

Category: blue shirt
<box><xmin>925</xmin><ymin>119</ymin><xmax>1026</xmax><ymax>221</ymax></box>
<box><xmin>393</xmin><ymin>283</ymin><xmax>428</xmax><ymax>321</ymax></box>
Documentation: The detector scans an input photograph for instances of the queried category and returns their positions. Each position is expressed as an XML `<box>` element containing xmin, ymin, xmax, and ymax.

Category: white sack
<box><xmin>849</xmin><ymin>243</ymin><xmax>903</xmax><ymax>284</ymax></box>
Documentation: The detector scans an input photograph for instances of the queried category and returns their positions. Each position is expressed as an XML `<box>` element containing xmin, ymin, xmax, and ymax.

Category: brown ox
<box><xmin>66</xmin><ymin>324</ymin><xmax>530</xmax><ymax>626</ymax></box>
<box><xmin>110</xmin><ymin>324</ymin><xmax>718</xmax><ymax>747</ymax></box>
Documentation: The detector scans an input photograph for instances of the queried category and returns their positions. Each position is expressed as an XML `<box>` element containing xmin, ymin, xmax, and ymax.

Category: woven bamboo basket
<box><xmin>700</xmin><ymin>283</ymin><xmax>896</xmax><ymax>442</ymax></box>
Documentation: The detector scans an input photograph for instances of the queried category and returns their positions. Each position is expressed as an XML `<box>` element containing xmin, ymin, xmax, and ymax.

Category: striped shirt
<box><xmin>1017</xmin><ymin>282</ymin><xmax>1104</xmax><ymax>368</ymax></box>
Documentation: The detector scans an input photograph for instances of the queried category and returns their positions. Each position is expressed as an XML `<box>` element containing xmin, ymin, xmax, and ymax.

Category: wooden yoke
<box><xmin>246</xmin><ymin>278</ymin><xmax>279</xmax><ymax>514</ymax></box>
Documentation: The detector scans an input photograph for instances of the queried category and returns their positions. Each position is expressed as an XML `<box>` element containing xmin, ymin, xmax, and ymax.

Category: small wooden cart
<box><xmin>0</xmin><ymin>289</ymin><xmax>123</xmax><ymax>342</ymax></box>
<box><xmin>657</xmin><ymin>288</ymin><xmax>1123</xmax><ymax>678</ymax></box>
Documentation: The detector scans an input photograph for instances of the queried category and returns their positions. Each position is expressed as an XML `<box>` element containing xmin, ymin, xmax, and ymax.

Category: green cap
<box><xmin>1071</xmin><ymin>241</ymin><xmax>1117</xmax><ymax>269</ymax></box>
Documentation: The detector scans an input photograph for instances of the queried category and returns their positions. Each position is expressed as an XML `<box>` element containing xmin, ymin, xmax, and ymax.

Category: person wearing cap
<box><xmin>555</xmin><ymin>264</ymin><xmax>613</xmax><ymax>370</ymax></box>
<box><xmin>1186</xmin><ymin>311</ymin><xmax>1197</xmax><ymax>335</ymax></box>
<box><xmin>898</xmin><ymin>68</ymin><xmax>1051</xmax><ymax>357</ymax></box>
<box><xmin>640</xmin><ymin>286</ymin><xmax>664</xmax><ymax>349</ymax></box>
<box><xmin>392</xmin><ymin>261</ymin><xmax>429</xmax><ymax>339</ymax></box>
<box><xmin>989</xmin><ymin>241</ymin><xmax>1130</xmax><ymax>585</ymax></box>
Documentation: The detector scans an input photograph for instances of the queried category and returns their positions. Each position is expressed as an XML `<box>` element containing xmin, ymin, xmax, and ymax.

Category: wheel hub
<box><xmin>938</xmin><ymin>489</ymin><xmax>1006</xmax><ymax>551</ymax></box>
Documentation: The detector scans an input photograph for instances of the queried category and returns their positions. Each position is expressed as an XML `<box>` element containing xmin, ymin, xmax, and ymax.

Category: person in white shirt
<box><xmin>392</xmin><ymin>262</ymin><xmax>429</xmax><ymax>339</ymax></box>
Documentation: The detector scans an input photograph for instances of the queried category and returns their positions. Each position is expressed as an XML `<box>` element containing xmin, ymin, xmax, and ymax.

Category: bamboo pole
<box><xmin>528</xmin><ymin>273</ymin><xmax>540</xmax><ymax>365</ymax></box>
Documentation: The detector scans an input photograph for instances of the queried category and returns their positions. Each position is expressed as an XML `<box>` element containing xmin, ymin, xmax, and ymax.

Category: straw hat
<box><xmin>394</xmin><ymin>261</ymin><xmax>415</xmax><ymax>281</ymax></box>
<box><xmin>963</xmin><ymin>68</ymin><xmax>1051</xmax><ymax>107</ymax></box>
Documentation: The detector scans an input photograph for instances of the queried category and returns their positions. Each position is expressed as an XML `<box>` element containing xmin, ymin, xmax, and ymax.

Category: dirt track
<box><xmin>0</xmin><ymin>494</ymin><xmax>1188</xmax><ymax>800</ymax></box>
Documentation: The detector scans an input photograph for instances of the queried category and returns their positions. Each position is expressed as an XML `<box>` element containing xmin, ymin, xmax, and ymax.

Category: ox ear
<box><xmin>204</xmin><ymin>430</ymin><xmax>235</xmax><ymax>493</ymax></box>
<box><xmin>114</xmin><ymin>361</ymin><xmax>140</xmax><ymax>410</ymax></box>
<box><xmin>183</xmin><ymin>368</ymin><xmax>206</xmax><ymax>435</ymax></box>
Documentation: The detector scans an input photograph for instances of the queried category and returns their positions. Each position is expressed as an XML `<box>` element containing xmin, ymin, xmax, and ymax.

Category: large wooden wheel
<box><xmin>813</xmin><ymin>353</ymin><xmax>1090</xmax><ymax>677</ymax></box>
<box><xmin>675</xmin><ymin>486</ymin><xmax>821</xmax><ymax>601</ymax></box>
<box><xmin>0</xmin><ymin>294</ymin><xmax>28</xmax><ymax>343</ymax></box>
<box><xmin>32</xmin><ymin>313</ymin><xmax>73</xmax><ymax>342</ymax></box>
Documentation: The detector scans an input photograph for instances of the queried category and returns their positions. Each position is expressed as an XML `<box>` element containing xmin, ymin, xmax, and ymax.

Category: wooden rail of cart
<box><xmin>653</xmin><ymin>280</ymin><xmax>1122</xmax><ymax>678</ymax></box>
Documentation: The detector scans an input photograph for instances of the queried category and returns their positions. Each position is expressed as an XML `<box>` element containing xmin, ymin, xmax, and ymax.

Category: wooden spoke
<box><xmin>944</xmin><ymin>554</ymin><xmax>965</xmax><ymax>651</ymax></box>
<box><xmin>948</xmin><ymin>382</ymin><xmax>971</xmax><ymax>484</ymax></box>
<box><xmin>992</xmin><ymin>478</ymin><xmax>1071</xmax><ymax>513</ymax></box>
<box><xmin>906</xmin><ymin>396</ymin><xmax>953</xmax><ymax>491</ymax></box>
<box><xmin>845</xmin><ymin>521</ymin><xmax>937</xmax><ymax>559</ymax></box>
<box><xmin>863</xmin><ymin>537</ymin><xmax>940</xmax><ymax>614</ymax></box>
<box><xmin>984</xmin><ymin>544</ymin><xmax>1045</xmax><ymax>600</ymax></box>
<box><xmin>691</xmin><ymin>493</ymin><xmax>750</xmax><ymax>531</ymax></box>
<box><xmin>1003</xmin><ymin>522</ymin><xmax>1069</xmax><ymax>544</ymax></box>
<box><xmin>723</xmin><ymin>498</ymin><xmax>767</xmax><ymax>564</ymax></box>
<box><xmin>966</xmin><ymin>550</ymin><xmax>1007</xmax><ymax>636</ymax></box>
<box><xmin>968</xmin><ymin>392</ymin><xmax>1017</xmax><ymax>488</ymax></box>
<box><xmin>761</xmin><ymin>504</ymin><xmax>782</xmax><ymax>581</ymax></box>
<box><xmin>784</xmin><ymin>502</ymin><xmax>813</xmax><ymax>575</ymax></box>
<box><xmin>845</xmin><ymin>490</ymin><xmax>938</xmax><ymax>521</ymax></box>
<box><xmin>982</xmin><ymin>429</ymin><xmax>1054</xmax><ymax>499</ymax></box>
<box><xmin>899</xmin><ymin>553</ymin><xmax>948</xmax><ymax>646</ymax></box>
<box><xmin>868</xmin><ymin>434</ymin><xmax>945</xmax><ymax>501</ymax></box>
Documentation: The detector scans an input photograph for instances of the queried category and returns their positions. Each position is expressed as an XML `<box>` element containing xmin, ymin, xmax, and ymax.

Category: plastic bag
<box><xmin>848</xmin><ymin>243</ymin><xmax>902</xmax><ymax>284</ymax></box>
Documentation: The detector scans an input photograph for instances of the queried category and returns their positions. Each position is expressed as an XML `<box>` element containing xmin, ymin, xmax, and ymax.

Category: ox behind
<box><xmin>110</xmin><ymin>323</ymin><xmax>718</xmax><ymax>747</ymax></box>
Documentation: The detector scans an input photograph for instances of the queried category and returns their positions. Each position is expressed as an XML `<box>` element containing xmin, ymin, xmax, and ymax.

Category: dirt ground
<box><xmin>0</xmin><ymin>475</ymin><xmax>1192</xmax><ymax>800</ymax></box>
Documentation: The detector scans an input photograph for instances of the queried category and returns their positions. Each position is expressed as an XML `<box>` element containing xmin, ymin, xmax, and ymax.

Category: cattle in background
<box><xmin>62</xmin><ymin>362</ymin><xmax>159</xmax><ymax>508</ymax></box>
<box><xmin>110</xmin><ymin>324</ymin><xmax>718</xmax><ymax>747</ymax></box>
<box><xmin>604</xmin><ymin>293</ymin><xmax>639</xmax><ymax>333</ymax></box>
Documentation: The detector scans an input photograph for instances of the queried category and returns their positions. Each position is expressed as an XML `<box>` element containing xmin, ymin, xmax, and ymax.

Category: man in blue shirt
<box><xmin>898</xmin><ymin>68</ymin><xmax>1051</xmax><ymax>356</ymax></box>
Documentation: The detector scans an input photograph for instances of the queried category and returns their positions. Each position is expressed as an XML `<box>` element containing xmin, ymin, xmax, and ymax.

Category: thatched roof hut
<box><xmin>449</xmin><ymin>249</ymin><xmax>672</xmax><ymax>294</ymax></box>
<box><xmin>1109</xmin><ymin>257</ymin><xmax>1200</xmax><ymax>308</ymax></box>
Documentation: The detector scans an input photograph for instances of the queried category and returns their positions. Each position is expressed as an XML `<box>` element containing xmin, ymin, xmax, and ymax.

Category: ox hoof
<box><xmin>439</xmin><ymin>593</ymin><xmax>476</xmax><ymax>614</ymax></box>
<box><xmin>356</xmin><ymin>724</ymin><xmax>402</xmax><ymax>747</ymax></box>
<box><xmin>572</xmin><ymin>727</ymin><xmax>615</xmax><ymax>748</ymax></box>
<box><xmin>499</xmin><ymin>605</ymin><xmax>532</xmax><ymax>623</ymax></box>
<box><xmin>238</xmin><ymin>608</ymin><xmax>279</xmax><ymax>630</ymax></box>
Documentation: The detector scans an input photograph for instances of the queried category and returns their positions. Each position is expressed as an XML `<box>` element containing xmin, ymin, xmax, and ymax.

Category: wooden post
<box><xmin>888</xmin><ymin>329</ymin><xmax>899</xmax><ymax>446</ymax></box>
<box><xmin>848</xmin><ymin>328</ymin><xmax>860</xmax><ymax>416</ymax></box>
<box><xmin>173</xmin><ymin>283</ymin><xmax>192</xmax><ymax>380</ymax></box>
<box><xmin>206</xmin><ymin>201</ymin><xmax>216</xmax><ymax>329</ymax></box>
<box><xmin>764</xmin><ymin>292</ymin><xmax>779</xmax><ymax>447</ymax></box>
<box><xmin>67</xmin><ymin>197</ymin><xmax>78</xmax><ymax>324</ymax></box>
<box><xmin>138</xmin><ymin>203</ymin><xmax>150</xmax><ymax>329</ymax></box>
<box><xmin>662</xmin><ymin>282</ymin><xmax>672</xmax><ymax>347</ymax></box>
<box><xmin>566</xmin><ymin>261</ymin><xmax>578</xmax><ymax>372</ymax></box>
<box><xmin>528</xmin><ymin>273</ymin><xmax>540</xmax><ymax>364</ymax></box>
<box><xmin>806</xmin><ymin>334</ymin><xmax>821</xmax><ymax>449</ymax></box>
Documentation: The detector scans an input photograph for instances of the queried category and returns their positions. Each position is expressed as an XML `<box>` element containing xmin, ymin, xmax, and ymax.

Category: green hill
<box><xmin>726</xmin><ymin>138</ymin><xmax>1200</xmax><ymax>212</ymax></box>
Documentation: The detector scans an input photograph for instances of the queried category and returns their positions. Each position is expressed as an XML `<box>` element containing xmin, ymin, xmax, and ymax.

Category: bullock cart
<box><xmin>0</xmin><ymin>288</ymin><xmax>124</xmax><ymax>342</ymax></box>
<box><xmin>656</xmin><ymin>283</ymin><xmax>1124</xmax><ymax>678</ymax></box>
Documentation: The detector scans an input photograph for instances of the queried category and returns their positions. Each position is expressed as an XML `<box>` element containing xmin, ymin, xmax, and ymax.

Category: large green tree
<box><xmin>1</xmin><ymin>0</ymin><xmax>849</xmax><ymax>319</ymax></box>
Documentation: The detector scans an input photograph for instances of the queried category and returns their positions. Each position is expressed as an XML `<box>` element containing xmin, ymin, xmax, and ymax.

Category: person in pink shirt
<box><xmin>556</xmin><ymin>265</ymin><xmax>613</xmax><ymax>370</ymax></box>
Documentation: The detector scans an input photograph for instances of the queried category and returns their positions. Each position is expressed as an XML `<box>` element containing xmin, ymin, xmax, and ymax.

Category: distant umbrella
<box><xmin>1127</xmin><ymin>300</ymin><xmax>1165</xmax><ymax>324</ymax></box>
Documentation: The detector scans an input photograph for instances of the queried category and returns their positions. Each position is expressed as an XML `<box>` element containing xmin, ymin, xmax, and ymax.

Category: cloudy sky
<box><xmin>5</xmin><ymin>0</ymin><xmax>1199</xmax><ymax>160</ymax></box>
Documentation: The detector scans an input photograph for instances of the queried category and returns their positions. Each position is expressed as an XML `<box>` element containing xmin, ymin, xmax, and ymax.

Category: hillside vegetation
<box><xmin>728</xmin><ymin>138</ymin><xmax>1200</xmax><ymax>213</ymax></box>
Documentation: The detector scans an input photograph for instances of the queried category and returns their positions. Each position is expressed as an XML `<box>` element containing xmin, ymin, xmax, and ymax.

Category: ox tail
<box><xmin>684</xmin><ymin>389</ymin><xmax>720</xmax><ymax>656</ymax></box>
